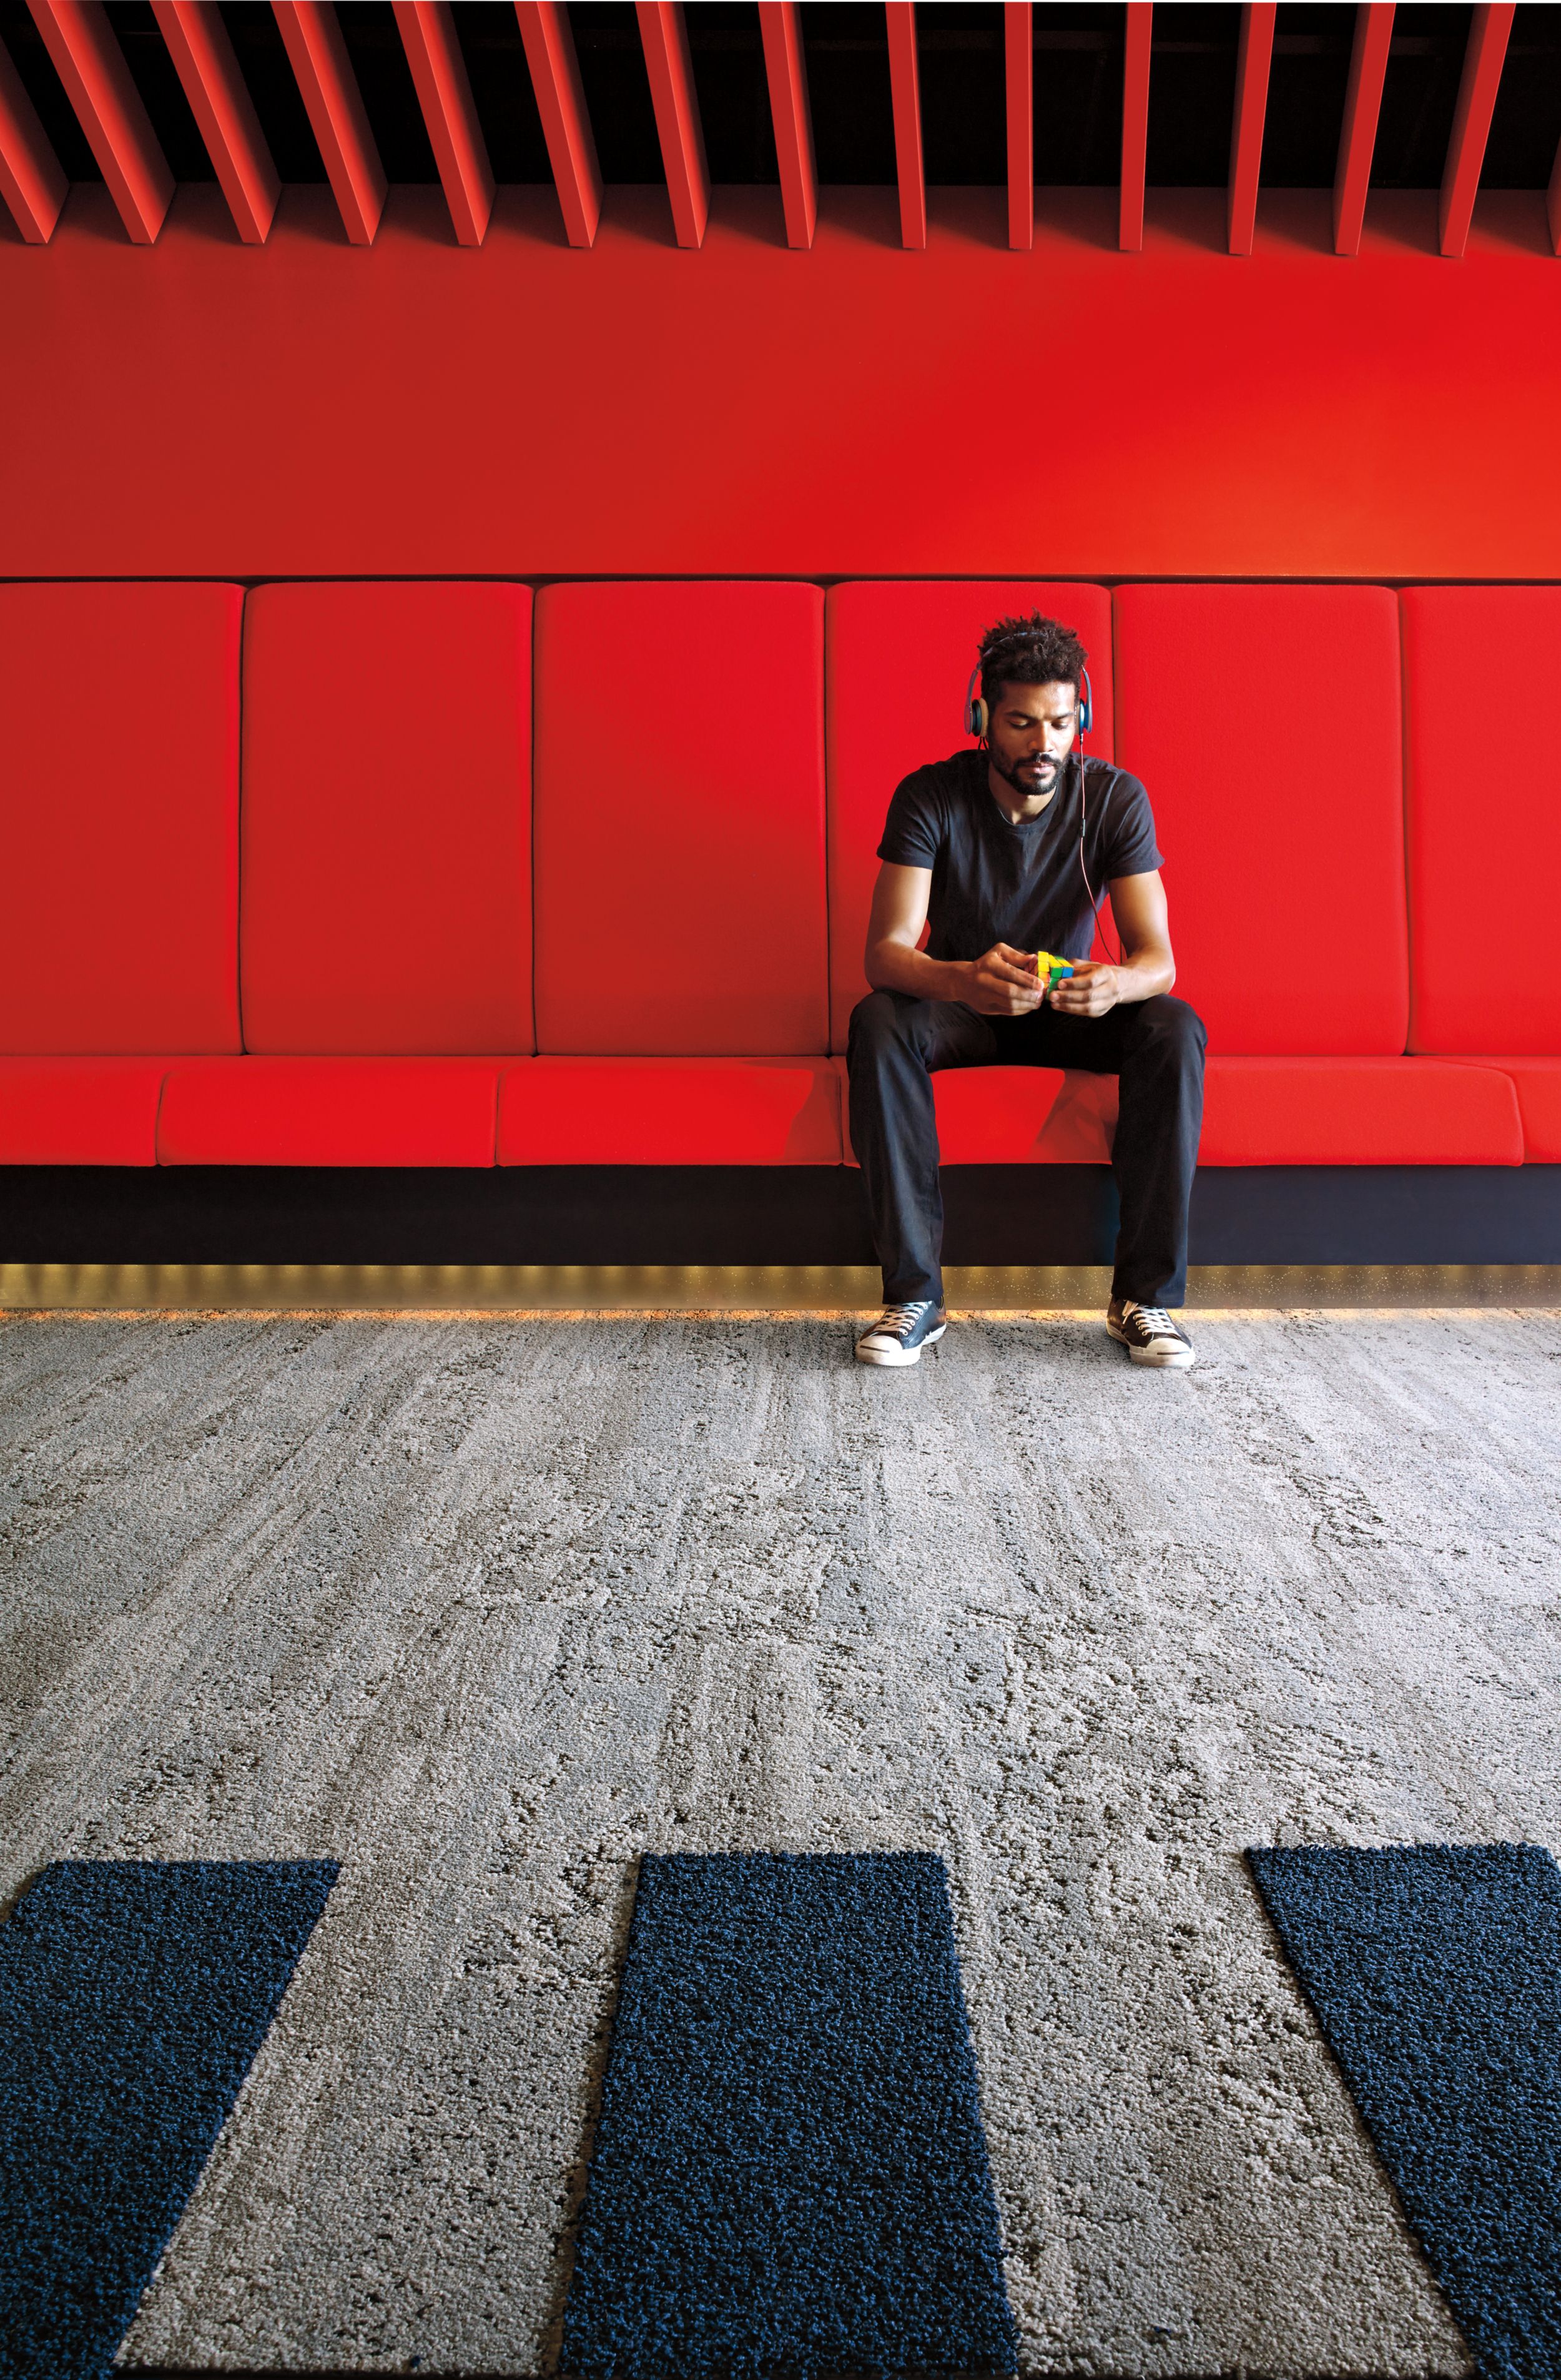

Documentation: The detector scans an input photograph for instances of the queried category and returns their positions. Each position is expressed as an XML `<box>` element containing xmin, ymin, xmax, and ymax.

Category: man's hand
<box><xmin>1047</xmin><ymin>960</ymin><xmax>1122</xmax><ymax>1017</ymax></box>
<box><xmin>960</xmin><ymin>942</ymin><xmax>1046</xmax><ymax>1015</ymax></box>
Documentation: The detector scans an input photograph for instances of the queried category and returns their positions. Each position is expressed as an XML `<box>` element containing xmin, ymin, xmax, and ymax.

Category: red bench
<box><xmin>0</xmin><ymin>575</ymin><xmax>1548</xmax><ymax>1179</ymax></box>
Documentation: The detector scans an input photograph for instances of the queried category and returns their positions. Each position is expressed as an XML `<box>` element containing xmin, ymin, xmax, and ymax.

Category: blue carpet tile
<box><xmin>1248</xmin><ymin>1841</ymin><xmax>1561</xmax><ymax>2380</ymax></box>
<box><xmin>560</xmin><ymin>1849</ymin><xmax>1017</xmax><ymax>2380</ymax></box>
<box><xmin>0</xmin><ymin>1857</ymin><xmax>337</xmax><ymax>2380</ymax></box>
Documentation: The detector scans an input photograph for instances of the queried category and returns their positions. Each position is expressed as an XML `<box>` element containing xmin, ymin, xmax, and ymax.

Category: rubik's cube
<box><xmin>1034</xmin><ymin>951</ymin><xmax>1075</xmax><ymax>987</ymax></box>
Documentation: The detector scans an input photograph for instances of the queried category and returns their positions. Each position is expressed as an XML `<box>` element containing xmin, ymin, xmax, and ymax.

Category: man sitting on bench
<box><xmin>849</xmin><ymin>611</ymin><xmax>1206</xmax><ymax>1371</ymax></box>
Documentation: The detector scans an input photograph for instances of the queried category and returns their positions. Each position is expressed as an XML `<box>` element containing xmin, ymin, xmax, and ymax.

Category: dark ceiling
<box><xmin>2</xmin><ymin>2</ymin><xmax>1559</xmax><ymax>197</ymax></box>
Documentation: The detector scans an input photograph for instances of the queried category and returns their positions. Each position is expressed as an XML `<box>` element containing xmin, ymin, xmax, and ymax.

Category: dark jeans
<box><xmin>847</xmin><ymin>988</ymin><xmax>1206</xmax><ymax>1310</ymax></box>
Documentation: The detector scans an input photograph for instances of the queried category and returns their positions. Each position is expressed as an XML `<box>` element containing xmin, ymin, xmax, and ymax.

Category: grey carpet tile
<box><xmin>4</xmin><ymin>1310</ymin><xmax>1559</xmax><ymax>2374</ymax></box>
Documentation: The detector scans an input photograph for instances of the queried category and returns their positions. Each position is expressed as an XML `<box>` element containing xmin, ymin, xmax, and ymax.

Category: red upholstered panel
<box><xmin>158</xmin><ymin>1060</ymin><xmax>500</xmax><ymax>1165</ymax></box>
<box><xmin>0</xmin><ymin>1059</ymin><xmax>167</xmax><ymax>1165</ymax></box>
<box><xmin>1404</xmin><ymin>588</ymin><xmax>1561</xmax><ymax>1054</ymax></box>
<box><xmin>1199</xmin><ymin>1058</ymin><xmax>1522</xmax><ymax>1165</ymax></box>
<box><xmin>0</xmin><ymin>583</ymin><xmax>240</xmax><ymax>1054</ymax></box>
<box><xmin>825</xmin><ymin>583</ymin><xmax>1115</xmax><ymax>1051</ymax></box>
<box><xmin>1113</xmin><ymin>586</ymin><xmax>1406</xmax><ymax>1054</ymax></box>
<box><xmin>499</xmin><ymin>1059</ymin><xmax>840</xmax><ymax>1164</ymax></box>
<box><xmin>533</xmin><ymin>583</ymin><xmax>826</xmax><ymax>1054</ymax></box>
<box><xmin>241</xmin><ymin>583</ymin><xmax>533</xmax><ymax>1053</ymax></box>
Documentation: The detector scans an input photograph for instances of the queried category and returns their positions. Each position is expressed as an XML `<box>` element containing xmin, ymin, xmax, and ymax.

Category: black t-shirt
<box><xmin>876</xmin><ymin>748</ymin><xmax>1163</xmax><ymax>964</ymax></box>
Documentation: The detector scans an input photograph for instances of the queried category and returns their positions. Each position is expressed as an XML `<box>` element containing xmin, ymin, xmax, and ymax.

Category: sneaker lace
<box><xmin>876</xmin><ymin>1301</ymin><xmax>930</xmax><ymax>1333</ymax></box>
<box><xmin>1130</xmin><ymin>1305</ymin><xmax>1179</xmax><ymax>1335</ymax></box>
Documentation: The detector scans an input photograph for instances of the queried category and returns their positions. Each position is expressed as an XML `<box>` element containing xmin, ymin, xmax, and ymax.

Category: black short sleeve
<box><xmin>876</xmin><ymin>770</ymin><xmax>945</xmax><ymax>869</ymax></box>
<box><xmin>1096</xmin><ymin>771</ymin><xmax>1163</xmax><ymax>879</ymax></box>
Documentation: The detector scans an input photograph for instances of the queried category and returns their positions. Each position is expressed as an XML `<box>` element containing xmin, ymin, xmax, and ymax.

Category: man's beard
<box><xmin>991</xmin><ymin>749</ymin><xmax>1065</xmax><ymax>796</ymax></box>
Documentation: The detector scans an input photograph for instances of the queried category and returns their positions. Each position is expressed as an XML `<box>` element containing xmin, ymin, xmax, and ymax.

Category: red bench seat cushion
<box><xmin>158</xmin><ymin>1060</ymin><xmax>501</xmax><ymax>1165</ymax></box>
<box><xmin>838</xmin><ymin>1056</ymin><xmax>1522</xmax><ymax>1166</ymax></box>
<box><xmin>0</xmin><ymin>583</ymin><xmax>242</xmax><ymax>1055</ymax></box>
<box><xmin>1199</xmin><ymin>1059</ymin><xmax>1522</xmax><ymax>1165</ymax></box>
<box><xmin>1444</xmin><ymin>1060</ymin><xmax>1561</xmax><ymax>1162</ymax></box>
<box><xmin>835</xmin><ymin>1060</ymin><xmax>1116</xmax><ymax>1165</ymax></box>
<box><xmin>0</xmin><ymin>1059</ymin><xmax>169</xmax><ymax>1165</ymax></box>
<box><xmin>825</xmin><ymin>582</ymin><xmax>1115</xmax><ymax>1052</ymax></box>
<box><xmin>1500</xmin><ymin>1062</ymin><xmax>1561</xmax><ymax>1162</ymax></box>
<box><xmin>500</xmin><ymin>1060</ymin><xmax>840</xmax><ymax>1164</ymax></box>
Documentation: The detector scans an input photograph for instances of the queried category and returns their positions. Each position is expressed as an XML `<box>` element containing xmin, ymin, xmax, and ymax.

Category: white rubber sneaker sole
<box><xmin>855</xmin><ymin>1321</ymin><xmax>947</xmax><ymax>1367</ymax></box>
<box><xmin>1106</xmin><ymin>1316</ymin><xmax>1195</xmax><ymax>1369</ymax></box>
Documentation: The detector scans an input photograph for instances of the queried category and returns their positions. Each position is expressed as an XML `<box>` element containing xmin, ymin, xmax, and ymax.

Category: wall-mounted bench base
<box><xmin>3</xmin><ymin>1167</ymin><xmax>1559</xmax><ymax>1269</ymax></box>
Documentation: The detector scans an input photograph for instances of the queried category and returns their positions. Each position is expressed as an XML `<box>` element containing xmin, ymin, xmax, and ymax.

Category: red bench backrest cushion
<box><xmin>240</xmin><ymin>583</ymin><xmax>533</xmax><ymax>1053</ymax></box>
<box><xmin>0</xmin><ymin>582</ymin><xmax>241</xmax><ymax>1054</ymax></box>
<box><xmin>1113</xmin><ymin>585</ymin><xmax>1406</xmax><ymax>1054</ymax></box>
<box><xmin>1403</xmin><ymin>586</ymin><xmax>1561</xmax><ymax>1054</ymax></box>
<box><xmin>825</xmin><ymin>582</ymin><xmax>1115</xmax><ymax>1050</ymax></box>
<box><xmin>534</xmin><ymin>582</ymin><xmax>826</xmax><ymax>1054</ymax></box>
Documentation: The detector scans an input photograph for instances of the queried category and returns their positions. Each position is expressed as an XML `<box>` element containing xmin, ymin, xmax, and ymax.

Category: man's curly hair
<box><xmin>978</xmin><ymin>613</ymin><xmax>1089</xmax><ymax>709</ymax></box>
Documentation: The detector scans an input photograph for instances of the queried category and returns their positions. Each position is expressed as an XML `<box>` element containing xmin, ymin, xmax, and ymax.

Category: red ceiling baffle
<box><xmin>1332</xmin><ymin>2</ymin><xmax>1394</xmax><ymax>257</ymax></box>
<box><xmin>1119</xmin><ymin>1</ymin><xmax>1151</xmax><ymax>252</ymax></box>
<box><xmin>0</xmin><ymin>33</ymin><xmax>66</xmax><ymax>240</ymax></box>
<box><xmin>515</xmin><ymin>0</ymin><xmax>599</xmax><ymax>249</ymax></box>
<box><xmin>271</xmin><ymin>1</ymin><xmax>385</xmax><ymax>245</ymax></box>
<box><xmin>885</xmin><ymin>1</ymin><xmax>925</xmax><ymax>250</ymax></box>
<box><xmin>393</xmin><ymin>0</ymin><xmax>493</xmax><ymax>247</ymax></box>
<box><xmin>153</xmin><ymin>0</ymin><xmax>278</xmax><ymax>244</ymax></box>
<box><xmin>27</xmin><ymin>0</ymin><xmax>172</xmax><ymax>241</ymax></box>
<box><xmin>1226</xmin><ymin>3</ymin><xmax>1274</xmax><ymax>255</ymax></box>
<box><xmin>637</xmin><ymin>1</ymin><xmax>708</xmax><ymax>249</ymax></box>
<box><xmin>1439</xmin><ymin>2</ymin><xmax>1515</xmax><ymax>259</ymax></box>
<box><xmin>759</xmin><ymin>0</ymin><xmax>815</xmax><ymax>249</ymax></box>
<box><xmin>1005</xmin><ymin>1</ymin><xmax>1032</xmax><ymax>250</ymax></box>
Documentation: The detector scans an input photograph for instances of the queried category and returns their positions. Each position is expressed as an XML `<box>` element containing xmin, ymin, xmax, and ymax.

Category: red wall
<box><xmin>2</xmin><ymin>180</ymin><xmax>1559</xmax><ymax>580</ymax></box>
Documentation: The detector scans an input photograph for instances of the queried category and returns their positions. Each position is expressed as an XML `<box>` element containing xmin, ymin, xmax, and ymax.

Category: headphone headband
<box><xmin>965</xmin><ymin>658</ymin><xmax>1093</xmax><ymax>743</ymax></box>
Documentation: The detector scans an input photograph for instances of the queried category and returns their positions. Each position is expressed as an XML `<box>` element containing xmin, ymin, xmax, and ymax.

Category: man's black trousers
<box><xmin>847</xmin><ymin>989</ymin><xmax>1207</xmax><ymax>1310</ymax></box>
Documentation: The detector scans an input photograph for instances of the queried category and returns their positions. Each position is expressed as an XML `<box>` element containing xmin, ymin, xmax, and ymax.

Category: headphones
<box><xmin>963</xmin><ymin>658</ymin><xmax>1093</xmax><ymax>742</ymax></box>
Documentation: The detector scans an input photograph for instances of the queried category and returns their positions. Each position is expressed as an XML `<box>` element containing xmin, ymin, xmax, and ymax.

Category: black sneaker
<box><xmin>854</xmin><ymin>1301</ymin><xmax>947</xmax><ymax>1367</ymax></box>
<box><xmin>1106</xmin><ymin>1299</ymin><xmax>1196</xmax><ymax>1369</ymax></box>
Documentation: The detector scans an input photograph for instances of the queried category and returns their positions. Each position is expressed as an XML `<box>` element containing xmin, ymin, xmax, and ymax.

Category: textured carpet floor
<box><xmin>3</xmin><ymin>1308</ymin><xmax>1561</xmax><ymax>2377</ymax></box>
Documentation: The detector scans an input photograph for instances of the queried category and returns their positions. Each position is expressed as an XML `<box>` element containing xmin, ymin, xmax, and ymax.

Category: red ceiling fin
<box><xmin>1439</xmin><ymin>2</ymin><xmax>1515</xmax><ymax>259</ymax></box>
<box><xmin>393</xmin><ymin>0</ymin><xmax>493</xmax><ymax>247</ymax></box>
<box><xmin>1227</xmin><ymin>4</ymin><xmax>1274</xmax><ymax>255</ymax></box>
<box><xmin>0</xmin><ymin>33</ymin><xmax>66</xmax><ymax>240</ymax></box>
<box><xmin>759</xmin><ymin>1</ymin><xmax>815</xmax><ymax>249</ymax></box>
<box><xmin>636</xmin><ymin>2</ymin><xmax>707</xmax><ymax>249</ymax></box>
<box><xmin>1332</xmin><ymin>3</ymin><xmax>1394</xmax><ymax>257</ymax></box>
<box><xmin>1006</xmin><ymin>1</ymin><xmax>1032</xmax><ymax>250</ymax></box>
<box><xmin>27</xmin><ymin>0</ymin><xmax>172</xmax><ymax>242</ymax></box>
<box><xmin>152</xmin><ymin>1</ymin><xmax>278</xmax><ymax>244</ymax></box>
<box><xmin>885</xmin><ymin>2</ymin><xmax>924</xmax><ymax>249</ymax></box>
<box><xmin>1120</xmin><ymin>2</ymin><xmax>1151</xmax><ymax>252</ymax></box>
<box><xmin>272</xmin><ymin>1</ymin><xmax>385</xmax><ymax>245</ymax></box>
<box><xmin>515</xmin><ymin>1</ymin><xmax>600</xmax><ymax>249</ymax></box>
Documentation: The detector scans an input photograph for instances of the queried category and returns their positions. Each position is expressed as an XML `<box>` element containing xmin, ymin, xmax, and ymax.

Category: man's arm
<box><xmin>864</xmin><ymin>862</ymin><xmax>1045</xmax><ymax>1017</ymax></box>
<box><xmin>1046</xmin><ymin>869</ymin><xmax>1176</xmax><ymax>1017</ymax></box>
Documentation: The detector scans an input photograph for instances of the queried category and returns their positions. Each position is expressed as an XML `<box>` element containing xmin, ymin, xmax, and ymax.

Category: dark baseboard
<box><xmin>2</xmin><ymin>1165</ymin><xmax>1559</xmax><ymax>1267</ymax></box>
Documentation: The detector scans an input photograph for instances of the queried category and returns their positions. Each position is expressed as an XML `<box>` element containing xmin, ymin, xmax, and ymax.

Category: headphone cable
<box><xmin>1076</xmin><ymin>748</ymin><xmax>1120</xmax><ymax>967</ymax></box>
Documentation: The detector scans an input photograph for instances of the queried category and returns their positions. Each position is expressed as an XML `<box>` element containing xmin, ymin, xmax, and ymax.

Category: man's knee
<box><xmin>1130</xmin><ymin>994</ymin><xmax>1206</xmax><ymax>1071</ymax></box>
<box><xmin>848</xmin><ymin>990</ymin><xmax>913</xmax><ymax>1067</ymax></box>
